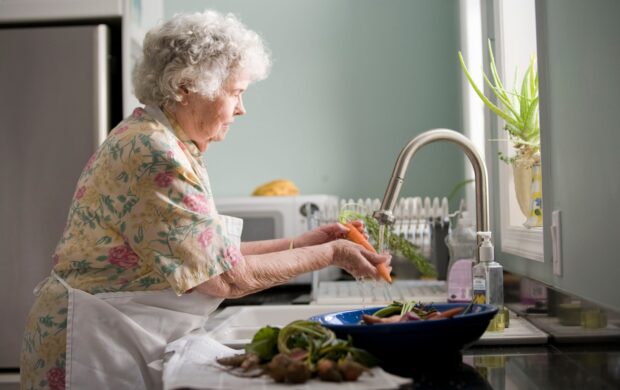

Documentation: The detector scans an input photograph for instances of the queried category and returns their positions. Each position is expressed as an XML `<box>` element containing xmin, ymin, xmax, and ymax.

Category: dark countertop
<box><xmin>442</xmin><ymin>344</ymin><xmax>619</xmax><ymax>389</ymax></box>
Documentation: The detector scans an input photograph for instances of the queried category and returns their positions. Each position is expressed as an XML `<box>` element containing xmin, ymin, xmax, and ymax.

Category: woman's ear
<box><xmin>177</xmin><ymin>83</ymin><xmax>191</xmax><ymax>106</ymax></box>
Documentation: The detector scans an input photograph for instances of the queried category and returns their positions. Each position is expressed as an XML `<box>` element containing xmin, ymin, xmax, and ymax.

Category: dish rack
<box><xmin>304</xmin><ymin>196</ymin><xmax>451</xmax><ymax>303</ymax></box>
<box><xmin>307</xmin><ymin>196</ymin><xmax>449</xmax><ymax>258</ymax></box>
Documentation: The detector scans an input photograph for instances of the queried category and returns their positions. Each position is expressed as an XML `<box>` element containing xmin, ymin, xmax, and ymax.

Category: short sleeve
<box><xmin>110</xmin><ymin>129</ymin><xmax>239</xmax><ymax>295</ymax></box>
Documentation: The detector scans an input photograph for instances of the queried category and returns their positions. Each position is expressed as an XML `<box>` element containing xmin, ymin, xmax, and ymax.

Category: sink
<box><xmin>204</xmin><ymin>304</ymin><xmax>549</xmax><ymax>349</ymax></box>
<box><xmin>205</xmin><ymin>304</ymin><xmax>362</xmax><ymax>348</ymax></box>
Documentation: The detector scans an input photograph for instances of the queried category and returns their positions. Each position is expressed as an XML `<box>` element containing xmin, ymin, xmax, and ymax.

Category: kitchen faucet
<box><xmin>309</xmin><ymin>128</ymin><xmax>490</xmax><ymax>303</ymax></box>
<box><xmin>373</xmin><ymin>128</ymin><xmax>490</xmax><ymax>253</ymax></box>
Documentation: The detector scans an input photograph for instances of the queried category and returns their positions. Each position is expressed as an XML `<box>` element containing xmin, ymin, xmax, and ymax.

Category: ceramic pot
<box><xmin>512</xmin><ymin>152</ymin><xmax>542</xmax><ymax>227</ymax></box>
<box><xmin>512</xmin><ymin>158</ymin><xmax>534</xmax><ymax>218</ymax></box>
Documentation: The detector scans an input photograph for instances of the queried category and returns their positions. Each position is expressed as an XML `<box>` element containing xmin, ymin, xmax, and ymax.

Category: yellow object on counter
<box><xmin>486</xmin><ymin>308</ymin><xmax>507</xmax><ymax>332</ymax></box>
<box><xmin>252</xmin><ymin>179</ymin><xmax>300</xmax><ymax>196</ymax></box>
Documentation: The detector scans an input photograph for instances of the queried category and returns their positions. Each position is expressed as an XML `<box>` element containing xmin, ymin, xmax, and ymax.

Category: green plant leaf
<box><xmin>459</xmin><ymin>39</ymin><xmax>539</xmax><ymax>154</ymax></box>
<box><xmin>488</xmin><ymin>39</ymin><xmax>507</xmax><ymax>93</ymax></box>
<box><xmin>529</xmin><ymin>55</ymin><xmax>537</xmax><ymax>98</ymax></box>
<box><xmin>245</xmin><ymin>325</ymin><xmax>280</xmax><ymax>361</ymax></box>
<box><xmin>337</xmin><ymin>208</ymin><xmax>436</xmax><ymax>277</ymax></box>
<box><xmin>483</xmin><ymin>74</ymin><xmax>521</xmax><ymax>124</ymax></box>
<box><xmin>459</xmin><ymin>52</ymin><xmax>517</xmax><ymax>126</ymax></box>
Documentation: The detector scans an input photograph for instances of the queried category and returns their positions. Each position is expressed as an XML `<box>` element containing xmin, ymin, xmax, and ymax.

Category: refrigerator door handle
<box><xmin>93</xmin><ymin>24</ymin><xmax>109</xmax><ymax>148</ymax></box>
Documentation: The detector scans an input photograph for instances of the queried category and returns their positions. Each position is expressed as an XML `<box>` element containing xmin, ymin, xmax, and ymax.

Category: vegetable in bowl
<box><xmin>309</xmin><ymin>302</ymin><xmax>498</xmax><ymax>366</ymax></box>
<box><xmin>361</xmin><ymin>300</ymin><xmax>471</xmax><ymax>324</ymax></box>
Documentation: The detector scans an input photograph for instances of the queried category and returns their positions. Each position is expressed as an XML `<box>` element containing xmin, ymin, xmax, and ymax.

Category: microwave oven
<box><xmin>214</xmin><ymin>194</ymin><xmax>341</xmax><ymax>284</ymax></box>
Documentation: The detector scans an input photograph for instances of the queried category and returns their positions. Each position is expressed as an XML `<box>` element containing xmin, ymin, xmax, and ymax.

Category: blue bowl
<box><xmin>309</xmin><ymin>303</ymin><xmax>498</xmax><ymax>364</ymax></box>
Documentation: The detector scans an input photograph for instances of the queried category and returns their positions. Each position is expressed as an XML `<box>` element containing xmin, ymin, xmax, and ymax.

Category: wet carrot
<box><xmin>343</xmin><ymin>222</ymin><xmax>392</xmax><ymax>283</ymax></box>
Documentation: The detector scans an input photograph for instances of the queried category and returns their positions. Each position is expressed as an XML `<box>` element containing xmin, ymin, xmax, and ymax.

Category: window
<box><xmin>460</xmin><ymin>0</ymin><xmax>543</xmax><ymax>261</ymax></box>
<box><xmin>494</xmin><ymin>0</ymin><xmax>543</xmax><ymax>261</ymax></box>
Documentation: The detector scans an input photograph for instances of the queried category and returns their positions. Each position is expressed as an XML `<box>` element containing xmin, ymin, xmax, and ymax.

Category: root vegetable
<box><xmin>338</xmin><ymin>359</ymin><xmax>366</xmax><ymax>381</ymax></box>
<box><xmin>433</xmin><ymin>307</ymin><xmax>465</xmax><ymax>319</ymax></box>
<box><xmin>285</xmin><ymin>360</ymin><xmax>311</xmax><ymax>384</ymax></box>
<box><xmin>265</xmin><ymin>353</ymin><xmax>292</xmax><ymax>383</ymax></box>
<box><xmin>343</xmin><ymin>222</ymin><xmax>392</xmax><ymax>283</ymax></box>
<box><xmin>240</xmin><ymin>353</ymin><xmax>260</xmax><ymax>371</ymax></box>
<box><xmin>216</xmin><ymin>353</ymin><xmax>247</xmax><ymax>367</ymax></box>
<box><xmin>400</xmin><ymin>312</ymin><xmax>421</xmax><ymax>322</ymax></box>
<box><xmin>317</xmin><ymin>359</ymin><xmax>343</xmax><ymax>382</ymax></box>
<box><xmin>362</xmin><ymin>313</ymin><xmax>401</xmax><ymax>324</ymax></box>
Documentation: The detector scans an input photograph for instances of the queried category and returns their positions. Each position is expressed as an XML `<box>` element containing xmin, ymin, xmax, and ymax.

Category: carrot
<box><xmin>343</xmin><ymin>222</ymin><xmax>392</xmax><ymax>283</ymax></box>
<box><xmin>425</xmin><ymin>311</ymin><xmax>440</xmax><ymax>320</ymax></box>
<box><xmin>428</xmin><ymin>307</ymin><xmax>465</xmax><ymax>320</ymax></box>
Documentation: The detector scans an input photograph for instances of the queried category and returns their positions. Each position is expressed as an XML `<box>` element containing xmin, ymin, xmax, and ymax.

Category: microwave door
<box><xmin>227</xmin><ymin>211</ymin><xmax>285</xmax><ymax>242</ymax></box>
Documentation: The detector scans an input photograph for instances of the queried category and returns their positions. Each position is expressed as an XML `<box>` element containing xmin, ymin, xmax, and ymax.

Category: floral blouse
<box><xmin>20</xmin><ymin>106</ymin><xmax>240</xmax><ymax>390</ymax></box>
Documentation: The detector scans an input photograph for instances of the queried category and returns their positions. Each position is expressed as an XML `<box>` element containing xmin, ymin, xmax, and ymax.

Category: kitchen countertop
<box><xmin>2</xmin><ymin>345</ymin><xmax>617</xmax><ymax>389</ymax></box>
<box><xmin>396</xmin><ymin>344</ymin><xmax>620</xmax><ymax>389</ymax></box>
<box><xmin>3</xmin><ymin>287</ymin><xmax>617</xmax><ymax>389</ymax></box>
<box><xmin>214</xmin><ymin>284</ymin><xmax>620</xmax><ymax>389</ymax></box>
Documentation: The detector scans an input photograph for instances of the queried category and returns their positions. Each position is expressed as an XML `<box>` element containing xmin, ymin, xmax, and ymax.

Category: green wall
<box><xmin>163</xmin><ymin>0</ymin><xmax>464</xmax><ymax>201</ymax></box>
<box><xmin>497</xmin><ymin>0</ymin><xmax>620</xmax><ymax>311</ymax></box>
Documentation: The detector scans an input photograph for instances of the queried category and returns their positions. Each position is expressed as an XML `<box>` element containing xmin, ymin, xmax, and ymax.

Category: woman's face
<box><xmin>175</xmin><ymin>70</ymin><xmax>250</xmax><ymax>151</ymax></box>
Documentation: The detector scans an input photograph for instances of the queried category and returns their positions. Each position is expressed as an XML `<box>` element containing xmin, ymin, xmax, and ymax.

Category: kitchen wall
<box><xmin>498</xmin><ymin>0</ymin><xmax>620</xmax><ymax>311</ymax></box>
<box><xmin>163</xmin><ymin>0</ymin><xmax>465</xmax><ymax>201</ymax></box>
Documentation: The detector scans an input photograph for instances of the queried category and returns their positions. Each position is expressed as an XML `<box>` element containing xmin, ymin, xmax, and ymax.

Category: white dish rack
<box><xmin>303</xmin><ymin>196</ymin><xmax>450</xmax><ymax>302</ymax></box>
<box><xmin>313</xmin><ymin>280</ymin><xmax>448</xmax><ymax>305</ymax></box>
<box><xmin>309</xmin><ymin>196</ymin><xmax>449</xmax><ymax>258</ymax></box>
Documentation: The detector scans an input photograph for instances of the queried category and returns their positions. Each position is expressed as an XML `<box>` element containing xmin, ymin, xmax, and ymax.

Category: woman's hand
<box><xmin>293</xmin><ymin>220</ymin><xmax>366</xmax><ymax>248</ymax></box>
<box><xmin>329</xmin><ymin>239</ymin><xmax>392</xmax><ymax>281</ymax></box>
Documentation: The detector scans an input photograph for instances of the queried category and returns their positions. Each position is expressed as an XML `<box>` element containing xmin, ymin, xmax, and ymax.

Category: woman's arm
<box><xmin>196</xmin><ymin>239</ymin><xmax>390</xmax><ymax>298</ymax></box>
<box><xmin>240</xmin><ymin>238</ymin><xmax>291</xmax><ymax>255</ymax></box>
<box><xmin>239</xmin><ymin>222</ymin><xmax>365</xmax><ymax>255</ymax></box>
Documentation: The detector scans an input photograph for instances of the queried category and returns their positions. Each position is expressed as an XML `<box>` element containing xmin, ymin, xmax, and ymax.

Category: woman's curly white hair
<box><xmin>133</xmin><ymin>10</ymin><xmax>271</xmax><ymax>106</ymax></box>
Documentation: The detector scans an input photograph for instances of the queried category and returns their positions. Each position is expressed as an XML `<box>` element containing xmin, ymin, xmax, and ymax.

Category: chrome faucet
<box><xmin>373</xmin><ymin>129</ymin><xmax>490</xmax><ymax>255</ymax></box>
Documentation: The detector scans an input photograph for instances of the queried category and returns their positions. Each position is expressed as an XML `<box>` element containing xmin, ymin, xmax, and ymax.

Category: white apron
<box><xmin>51</xmin><ymin>215</ymin><xmax>243</xmax><ymax>390</ymax></box>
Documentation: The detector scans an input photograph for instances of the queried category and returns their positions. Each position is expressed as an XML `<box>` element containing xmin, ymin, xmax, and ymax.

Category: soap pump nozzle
<box><xmin>478</xmin><ymin>231</ymin><xmax>494</xmax><ymax>263</ymax></box>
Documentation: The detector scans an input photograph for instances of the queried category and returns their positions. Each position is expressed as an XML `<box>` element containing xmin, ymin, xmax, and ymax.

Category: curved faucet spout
<box><xmin>373</xmin><ymin>128</ymin><xmax>489</xmax><ymax>234</ymax></box>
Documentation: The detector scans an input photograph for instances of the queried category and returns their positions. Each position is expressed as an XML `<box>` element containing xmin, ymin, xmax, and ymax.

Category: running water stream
<box><xmin>377</xmin><ymin>224</ymin><xmax>394</xmax><ymax>303</ymax></box>
<box><xmin>341</xmin><ymin>204</ymin><xmax>395</xmax><ymax>309</ymax></box>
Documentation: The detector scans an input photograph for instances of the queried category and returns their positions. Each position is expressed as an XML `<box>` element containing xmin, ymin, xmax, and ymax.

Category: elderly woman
<box><xmin>20</xmin><ymin>10</ymin><xmax>389</xmax><ymax>390</ymax></box>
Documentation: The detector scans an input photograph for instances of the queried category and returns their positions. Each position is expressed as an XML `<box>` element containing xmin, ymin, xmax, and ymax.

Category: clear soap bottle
<box><xmin>445</xmin><ymin>211</ymin><xmax>476</xmax><ymax>302</ymax></box>
<box><xmin>472</xmin><ymin>232</ymin><xmax>505</xmax><ymax>331</ymax></box>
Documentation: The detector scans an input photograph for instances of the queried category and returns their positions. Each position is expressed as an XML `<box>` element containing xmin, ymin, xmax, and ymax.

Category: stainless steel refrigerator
<box><xmin>0</xmin><ymin>24</ymin><xmax>120</xmax><ymax>369</ymax></box>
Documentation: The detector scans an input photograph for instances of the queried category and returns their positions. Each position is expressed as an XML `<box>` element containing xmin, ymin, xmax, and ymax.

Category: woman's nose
<box><xmin>235</xmin><ymin>96</ymin><xmax>246</xmax><ymax>116</ymax></box>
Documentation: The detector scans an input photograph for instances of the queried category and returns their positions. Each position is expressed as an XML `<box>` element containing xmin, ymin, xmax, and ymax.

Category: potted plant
<box><xmin>458</xmin><ymin>40</ymin><xmax>541</xmax><ymax>226</ymax></box>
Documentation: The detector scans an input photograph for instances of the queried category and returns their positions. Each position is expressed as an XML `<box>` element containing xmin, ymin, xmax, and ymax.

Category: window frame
<box><xmin>482</xmin><ymin>0</ymin><xmax>544</xmax><ymax>261</ymax></box>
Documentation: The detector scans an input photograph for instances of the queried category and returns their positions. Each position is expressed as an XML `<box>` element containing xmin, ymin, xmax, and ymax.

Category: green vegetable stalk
<box><xmin>339</xmin><ymin>209</ymin><xmax>436</xmax><ymax>278</ymax></box>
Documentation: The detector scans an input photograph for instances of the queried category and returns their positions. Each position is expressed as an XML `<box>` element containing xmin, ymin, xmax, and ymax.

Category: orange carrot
<box><xmin>343</xmin><ymin>222</ymin><xmax>392</xmax><ymax>283</ymax></box>
<box><xmin>436</xmin><ymin>307</ymin><xmax>465</xmax><ymax>318</ymax></box>
<box><xmin>428</xmin><ymin>307</ymin><xmax>465</xmax><ymax>320</ymax></box>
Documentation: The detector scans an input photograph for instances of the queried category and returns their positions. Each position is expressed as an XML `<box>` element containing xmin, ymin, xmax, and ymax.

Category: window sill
<box><xmin>501</xmin><ymin>224</ymin><xmax>544</xmax><ymax>261</ymax></box>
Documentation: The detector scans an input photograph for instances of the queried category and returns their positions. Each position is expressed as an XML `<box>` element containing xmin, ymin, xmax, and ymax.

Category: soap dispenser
<box><xmin>472</xmin><ymin>231</ymin><xmax>505</xmax><ymax>331</ymax></box>
<box><xmin>445</xmin><ymin>210</ymin><xmax>476</xmax><ymax>302</ymax></box>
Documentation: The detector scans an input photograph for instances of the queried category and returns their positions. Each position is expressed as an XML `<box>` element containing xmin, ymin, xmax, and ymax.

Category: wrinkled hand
<box><xmin>330</xmin><ymin>239</ymin><xmax>392</xmax><ymax>281</ymax></box>
<box><xmin>293</xmin><ymin>221</ymin><xmax>366</xmax><ymax>248</ymax></box>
